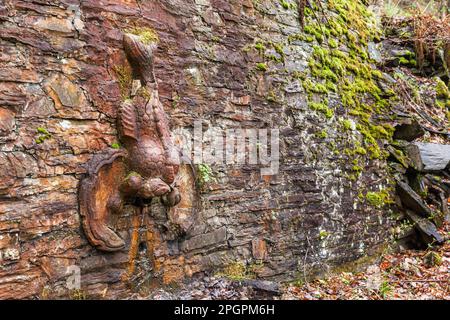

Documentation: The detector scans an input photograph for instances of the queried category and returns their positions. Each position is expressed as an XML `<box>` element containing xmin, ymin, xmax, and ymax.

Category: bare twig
<box><xmin>391</xmin><ymin>279</ymin><xmax>449</xmax><ymax>283</ymax></box>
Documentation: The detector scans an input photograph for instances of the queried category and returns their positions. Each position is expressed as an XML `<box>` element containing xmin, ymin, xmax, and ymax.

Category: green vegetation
<box><xmin>435</xmin><ymin>78</ymin><xmax>450</xmax><ymax>109</ymax></box>
<box><xmin>267</xmin><ymin>90</ymin><xmax>278</xmax><ymax>102</ymax></box>
<box><xmin>125</xmin><ymin>27</ymin><xmax>159</xmax><ymax>44</ymax></box>
<box><xmin>35</xmin><ymin>127</ymin><xmax>52</xmax><ymax>144</ymax></box>
<box><xmin>70</xmin><ymin>289</ymin><xmax>87</xmax><ymax>300</ymax></box>
<box><xmin>255</xmin><ymin>42</ymin><xmax>265</xmax><ymax>53</ymax></box>
<box><xmin>172</xmin><ymin>94</ymin><xmax>181</xmax><ymax>108</ymax></box>
<box><xmin>256</xmin><ymin>62</ymin><xmax>268</xmax><ymax>72</ymax></box>
<box><xmin>308</xmin><ymin>101</ymin><xmax>334</xmax><ymax>119</ymax></box>
<box><xmin>114</xmin><ymin>65</ymin><xmax>133</xmax><ymax>100</ymax></box>
<box><xmin>423</xmin><ymin>251</ymin><xmax>443</xmax><ymax>267</ymax></box>
<box><xmin>216</xmin><ymin>262</ymin><xmax>260</xmax><ymax>281</ymax></box>
<box><xmin>319</xmin><ymin>230</ymin><xmax>330</xmax><ymax>240</ymax></box>
<box><xmin>253</xmin><ymin>40</ymin><xmax>286</xmax><ymax>65</ymax></box>
<box><xmin>342</xmin><ymin>119</ymin><xmax>353</xmax><ymax>131</ymax></box>
<box><xmin>295</xmin><ymin>0</ymin><xmax>398</xmax><ymax>187</ymax></box>
<box><xmin>436</xmin><ymin>78</ymin><xmax>450</xmax><ymax>99</ymax></box>
<box><xmin>379</xmin><ymin>281</ymin><xmax>392</xmax><ymax>298</ymax></box>
<box><xmin>197</xmin><ymin>164</ymin><xmax>216</xmax><ymax>187</ymax></box>
<box><xmin>280</xmin><ymin>0</ymin><xmax>290</xmax><ymax>10</ymax></box>
<box><xmin>316</xmin><ymin>129</ymin><xmax>328</xmax><ymax>139</ymax></box>
<box><xmin>279</xmin><ymin>0</ymin><xmax>296</xmax><ymax>10</ymax></box>
<box><xmin>125</xmin><ymin>171</ymin><xmax>141</xmax><ymax>180</ymax></box>
<box><xmin>366</xmin><ymin>190</ymin><xmax>393</xmax><ymax>209</ymax></box>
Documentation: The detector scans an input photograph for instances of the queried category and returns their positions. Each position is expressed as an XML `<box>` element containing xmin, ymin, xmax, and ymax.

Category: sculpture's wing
<box><xmin>179</xmin><ymin>148</ymin><xmax>197</xmax><ymax>182</ymax></box>
<box><xmin>79</xmin><ymin>149</ymin><xmax>128</xmax><ymax>251</ymax></box>
<box><xmin>119</xmin><ymin>100</ymin><xmax>138</xmax><ymax>140</ymax></box>
<box><xmin>167</xmin><ymin>163</ymin><xmax>199</xmax><ymax>234</ymax></box>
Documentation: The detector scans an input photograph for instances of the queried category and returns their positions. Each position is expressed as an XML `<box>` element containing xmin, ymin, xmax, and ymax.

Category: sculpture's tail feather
<box><xmin>79</xmin><ymin>149</ymin><xmax>127</xmax><ymax>252</ymax></box>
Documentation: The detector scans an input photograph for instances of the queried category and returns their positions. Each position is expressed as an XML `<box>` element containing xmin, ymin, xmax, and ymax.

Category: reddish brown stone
<box><xmin>0</xmin><ymin>108</ymin><xmax>15</xmax><ymax>135</ymax></box>
<box><xmin>252</xmin><ymin>238</ymin><xmax>268</xmax><ymax>261</ymax></box>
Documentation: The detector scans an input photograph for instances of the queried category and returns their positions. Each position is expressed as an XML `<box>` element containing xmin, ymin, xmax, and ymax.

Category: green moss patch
<box><xmin>298</xmin><ymin>0</ymin><xmax>397</xmax><ymax>184</ymax></box>
<box><xmin>125</xmin><ymin>27</ymin><xmax>159</xmax><ymax>45</ymax></box>
<box><xmin>35</xmin><ymin>127</ymin><xmax>52</xmax><ymax>144</ymax></box>
<box><xmin>114</xmin><ymin>65</ymin><xmax>133</xmax><ymax>100</ymax></box>
<box><xmin>365</xmin><ymin>190</ymin><xmax>393</xmax><ymax>209</ymax></box>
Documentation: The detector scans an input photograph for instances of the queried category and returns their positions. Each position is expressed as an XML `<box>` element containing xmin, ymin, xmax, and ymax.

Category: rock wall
<box><xmin>0</xmin><ymin>0</ymin><xmax>395</xmax><ymax>299</ymax></box>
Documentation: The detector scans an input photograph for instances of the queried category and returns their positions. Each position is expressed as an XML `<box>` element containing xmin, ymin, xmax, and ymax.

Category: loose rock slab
<box><xmin>404</xmin><ymin>210</ymin><xmax>444</xmax><ymax>244</ymax></box>
<box><xmin>406</xmin><ymin>143</ymin><xmax>450</xmax><ymax>172</ymax></box>
<box><xmin>396</xmin><ymin>179</ymin><xmax>444</xmax><ymax>244</ymax></box>
<box><xmin>396</xmin><ymin>179</ymin><xmax>434</xmax><ymax>218</ymax></box>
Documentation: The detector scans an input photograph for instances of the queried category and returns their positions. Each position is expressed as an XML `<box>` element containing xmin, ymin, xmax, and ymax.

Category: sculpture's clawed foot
<box><xmin>138</xmin><ymin>178</ymin><xmax>171</xmax><ymax>199</ymax></box>
<box><xmin>161</xmin><ymin>187</ymin><xmax>181</xmax><ymax>207</ymax></box>
<box><xmin>89</xmin><ymin>221</ymin><xmax>125</xmax><ymax>252</ymax></box>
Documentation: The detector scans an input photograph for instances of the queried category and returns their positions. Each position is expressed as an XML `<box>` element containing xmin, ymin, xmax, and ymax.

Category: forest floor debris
<box><xmin>283</xmin><ymin>223</ymin><xmax>449</xmax><ymax>300</ymax></box>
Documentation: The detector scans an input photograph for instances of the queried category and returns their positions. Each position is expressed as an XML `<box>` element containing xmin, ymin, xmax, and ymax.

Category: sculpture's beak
<box><xmin>123</xmin><ymin>33</ymin><xmax>157</xmax><ymax>85</ymax></box>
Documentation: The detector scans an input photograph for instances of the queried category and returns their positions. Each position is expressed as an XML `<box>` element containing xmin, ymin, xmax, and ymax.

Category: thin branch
<box><xmin>391</xmin><ymin>279</ymin><xmax>449</xmax><ymax>283</ymax></box>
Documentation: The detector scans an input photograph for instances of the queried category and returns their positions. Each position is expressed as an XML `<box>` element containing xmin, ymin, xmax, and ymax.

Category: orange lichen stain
<box><xmin>123</xmin><ymin>210</ymin><xmax>141</xmax><ymax>281</ymax></box>
<box><xmin>184</xmin><ymin>256</ymin><xmax>203</xmax><ymax>277</ymax></box>
<box><xmin>261</xmin><ymin>175</ymin><xmax>273</xmax><ymax>184</ymax></box>
<box><xmin>144</xmin><ymin>213</ymin><xmax>162</xmax><ymax>273</ymax></box>
<box><xmin>162</xmin><ymin>256</ymin><xmax>185</xmax><ymax>284</ymax></box>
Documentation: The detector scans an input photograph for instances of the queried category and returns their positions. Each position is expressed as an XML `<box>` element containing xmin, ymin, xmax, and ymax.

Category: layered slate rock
<box><xmin>0</xmin><ymin>0</ymin><xmax>400</xmax><ymax>299</ymax></box>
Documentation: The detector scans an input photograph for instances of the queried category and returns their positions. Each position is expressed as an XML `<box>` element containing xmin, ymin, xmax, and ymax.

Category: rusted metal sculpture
<box><xmin>79</xmin><ymin>33</ymin><xmax>181</xmax><ymax>252</ymax></box>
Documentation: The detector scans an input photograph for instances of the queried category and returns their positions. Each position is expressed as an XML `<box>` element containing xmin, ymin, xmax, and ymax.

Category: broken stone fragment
<box><xmin>396</xmin><ymin>178</ymin><xmax>435</xmax><ymax>218</ymax></box>
<box><xmin>43</xmin><ymin>74</ymin><xmax>97</xmax><ymax>119</ymax></box>
<box><xmin>389</xmin><ymin>162</ymin><xmax>407</xmax><ymax>175</ymax></box>
<box><xmin>384</xmin><ymin>49</ymin><xmax>416</xmax><ymax>67</ymax></box>
<box><xmin>0</xmin><ymin>232</ymin><xmax>20</xmax><ymax>263</ymax></box>
<box><xmin>425</xmin><ymin>175</ymin><xmax>450</xmax><ymax>195</ymax></box>
<box><xmin>423</xmin><ymin>174</ymin><xmax>450</xmax><ymax>224</ymax></box>
<box><xmin>34</xmin><ymin>16</ymin><xmax>75</xmax><ymax>34</ymax></box>
<box><xmin>404</xmin><ymin>210</ymin><xmax>444</xmax><ymax>244</ymax></box>
<box><xmin>396</xmin><ymin>179</ymin><xmax>445</xmax><ymax>244</ymax></box>
<box><xmin>181</xmin><ymin>227</ymin><xmax>227</xmax><ymax>252</ymax></box>
<box><xmin>406</xmin><ymin>143</ymin><xmax>450</xmax><ymax>172</ymax></box>
<box><xmin>391</xmin><ymin>49</ymin><xmax>415</xmax><ymax>57</ymax></box>
<box><xmin>423</xmin><ymin>251</ymin><xmax>443</xmax><ymax>267</ymax></box>
<box><xmin>409</xmin><ymin>174</ymin><xmax>427</xmax><ymax>198</ymax></box>
<box><xmin>241</xmin><ymin>279</ymin><xmax>281</xmax><ymax>295</ymax></box>
<box><xmin>45</xmin><ymin>74</ymin><xmax>82</xmax><ymax>108</ymax></box>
